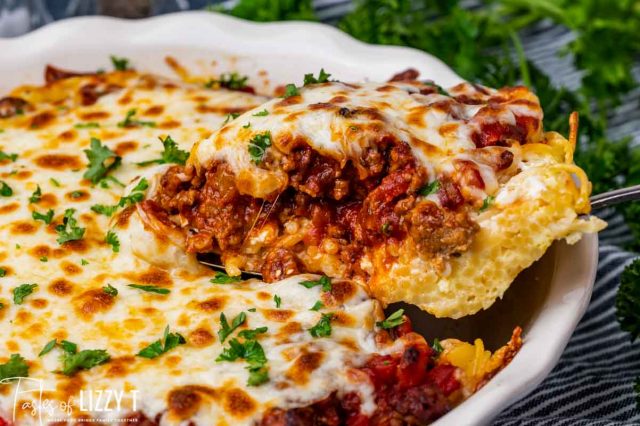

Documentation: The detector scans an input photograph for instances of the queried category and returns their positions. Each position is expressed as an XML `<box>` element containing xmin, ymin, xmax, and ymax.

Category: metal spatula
<box><xmin>198</xmin><ymin>184</ymin><xmax>640</xmax><ymax>277</ymax></box>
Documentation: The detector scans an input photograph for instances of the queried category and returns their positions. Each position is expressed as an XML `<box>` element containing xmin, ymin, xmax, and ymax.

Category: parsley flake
<box><xmin>50</xmin><ymin>178</ymin><xmax>61</xmax><ymax>187</ymax></box>
<box><xmin>252</xmin><ymin>109</ymin><xmax>269</xmax><ymax>117</ymax></box>
<box><xmin>419</xmin><ymin>180</ymin><xmax>440</xmax><ymax>196</ymax></box>
<box><xmin>223</xmin><ymin>112</ymin><xmax>240</xmax><ymax>124</ymax></box>
<box><xmin>103</xmin><ymin>284</ymin><xmax>118</xmax><ymax>297</ymax></box>
<box><xmin>0</xmin><ymin>181</ymin><xmax>12</xmax><ymax>197</ymax></box>
<box><xmin>299</xmin><ymin>275</ymin><xmax>332</xmax><ymax>292</ymax></box>
<box><xmin>0</xmin><ymin>268</ymin><xmax>5</xmax><ymax>277</ymax></box>
<box><xmin>274</xmin><ymin>294</ymin><xmax>282</xmax><ymax>308</ymax></box>
<box><xmin>237</xmin><ymin>327</ymin><xmax>268</xmax><ymax>340</ymax></box>
<box><xmin>83</xmin><ymin>137</ymin><xmax>121</xmax><ymax>184</ymax></box>
<box><xmin>309</xmin><ymin>313</ymin><xmax>334</xmax><ymax>338</ymax></box>
<box><xmin>117</xmin><ymin>109</ymin><xmax>156</xmax><ymax>128</ymax></box>
<box><xmin>303</xmin><ymin>69</ymin><xmax>332</xmax><ymax>85</ymax></box>
<box><xmin>376</xmin><ymin>309</ymin><xmax>406</xmax><ymax>329</ymax></box>
<box><xmin>210</xmin><ymin>271</ymin><xmax>242</xmax><ymax>284</ymax></box>
<box><xmin>29</xmin><ymin>185</ymin><xmax>42</xmax><ymax>203</ymax></box>
<box><xmin>310</xmin><ymin>301</ymin><xmax>324</xmax><ymax>311</ymax></box>
<box><xmin>432</xmin><ymin>338</ymin><xmax>444</xmax><ymax>356</ymax></box>
<box><xmin>127</xmin><ymin>284</ymin><xmax>170</xmax><ymax>295</ymax></box>
<box><xmin>38</xmin><ymin>339</ymin><xmax>57</xmax><ymax>357</ymax></box>
<box><xmin>218</xmin><ymin>312</ymin><xmax>247</xmax><ymax>343</ymax></box>
<box><xmin>479</xmin><ymin>195</ymin><xmax>495</xmax><ymax>212</ymax></box>
<box><xmin>204</xmin><ymin>72</ymin><xmax>249</xmax><ymax>90</ymax></box>
<box><xmin>61</xmin><ymin>347</ymin><xmax>110</xmax><ymax>376</ymax></box>
<box><xmin>137</xmin><ymin>325</ymin><xmax>186</xmax><ymax>359</ymax></box>
<box><xmin>74</xmin><ymin>122</ymin><xmax>100</xmax><ymax>129</ymax></box>
<box><xmin>0</xmin><ymin>354</ymin><xmax>29</xmax><ymax>381</ymax></box>
<box><xmin>136</xmin><ymin>135</ymin><xmax>189</xmax><ymax>166</ymax></box>
<box><xmin>32</xmin><ymin>209</ymin><xmax>54</xmax><ymax>225</ymax></box>
<box><xmin>110</xmin><ymin>55</ymin><xmax>130</xmax><ymax>71</ymax></box>
<box><xmin>55</xmin><ymin>209</ymin><xmax>85</xmax><ymax>244</ymax></box>
<box><xmin>216</xmin><ymin>338</ymin><xmax>269</xmax><ymax>387</ymax></box>
<box><xmin>39</xmin><ymin>256</ymin><xmax>48</xmax><ymax>263</ymax></box>
<box><xmin>105</xmin><ymin>230</ymin><xmax>120</xmax><ymax>253</ymax></box>
<box><xmin>13</xmin><ymin>283</ymin><xmax>38</xmax><ymax>305</ymax></box>
<box><xmin>0</xmin><ymin>151</ymin><xmax>17</xmax><ymax>162</ymax></box>
<box><xmin>282</xmin><ymin>84</ymin><xmax>299</xmax><ymax>98</ymax></box>
<box><xmin>247</xmin><ymin>131</ymin><xmax>272</xmax><ymax>164</ymax></box>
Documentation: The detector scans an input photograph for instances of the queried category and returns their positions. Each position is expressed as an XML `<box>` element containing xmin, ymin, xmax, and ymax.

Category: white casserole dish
<box><xmin>0</xmin><ymin>11</ymin><xmax>599</xmax><ymax>425</ymax></box>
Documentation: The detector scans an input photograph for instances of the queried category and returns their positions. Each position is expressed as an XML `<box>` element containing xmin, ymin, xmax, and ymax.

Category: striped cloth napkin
<box><xmin>314</xmin><ymin>1</ymin><xmax>640</xmax><ymax>423</ymax></box>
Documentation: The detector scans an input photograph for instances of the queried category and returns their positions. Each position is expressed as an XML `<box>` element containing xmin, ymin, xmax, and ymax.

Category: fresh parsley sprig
<box><xmin>299</xmin><ymin>275</ymin><xmax>332</xmax><ymax>292</ymax></box>
<box><xmin>136</xmin><ymin>135</ymin><xmax>189</xmax><ymax>166</ymax></box>
<box><xmin>218</xmin><ymin>312</ymin><xmax>247</xmax><ymax>343</ymax></box>
<box><xmin>137</xmin><ymin>325</ymin><xmax>186</xmax><ymax>359</ymax></box>
<box><xmin>83</xmin><ymin>137</ymin><xmax>121</xmax><ymax>184</ymax></box>
<box><xmin>376</xmin><ymin>309</ymin><xmax>406</xmax><ymax>330</ymax></box>
<box><xmin>55</xmin><ymin>209</ymin><xmax>85</xmax><ymax>244</ymax></box>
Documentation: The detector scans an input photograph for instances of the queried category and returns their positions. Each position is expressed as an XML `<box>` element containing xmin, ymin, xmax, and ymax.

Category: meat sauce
<box><xmin>260</xmin><ymin>316</ymin><xmax>459</xmax><ymax>425</ymax></box>
<box><xmin>151</xmin><ymin>135</ymin><xmax>481</xmax><ymax>282</ymax></box>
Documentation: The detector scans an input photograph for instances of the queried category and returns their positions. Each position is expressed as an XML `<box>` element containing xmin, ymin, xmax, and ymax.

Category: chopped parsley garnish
<box><xmin>127</xmin><ymin>284</ymin><xmax>170</xmax><ymax>295</ymax></box>
<box><xmin>90</xmin><ymin>204</ymin><xmax>118</xmax><ymax>217</ymax></box>
<box><xmin>13</xmin><ymin>283</ymin><xmax>38</xmax><ymax>305</ymax></box>
<box><xmin>50</xmin><ymin>178</ymin><xmax>61</xmax><ymax>187</ymax></box>
<box><xmin>424</xmin><ymin>81</ymin><xmax>449</xmax><ymax>96</ymax></box>
<box><xmin>105</xmin><ymin>230</ymin><xmax>120</xmax><ymax>253</ymax></box>
<box><xmin>218</xmin><ymin>312</ymin><xmax>247</xmax><ymax>343</ymax></box>
<box><xmin>110</xmin><ymin>55</ymin><xmax>130</xmax><ymax>71</ymax></box>
<box><xmin>98</xmin><ymin>175</ymin><xmax>126</xmax><ymax>189</ymax></box>
<box><xmin>60</xmin><ymin>340</ymin><xmax>77</xmax><ymax>354</ymax></box>
<box><xmin>74</xmin><ymin>122</ymin><xmax>100</xmax><ymax>129</ymax></box>
<box><xmin>376</xmin><ymin>309</ymin><xmax>406</xmax><ymax>329</ymax></box>
<box><xmin>92</xmin><ymin>177</ymin><xmax>148</xmax><ymax>217</ymax></box>
<box><xmin>432</xmin><ymin>338</ymin><xmax>444</xmax><ymax>355</ymax></box>
<box><xmin>81</xmin><ymin>259</ymin><xmax>89</xmax><ymax>266</ymax></box>
<box><xmin>282</xmin><ymin>84</ymin><xmax>299</xmax><ymax>98</ymax></box>
<box><xmin>39</xmin><ymin>256</ymin><xmax>48</xmax><ymax>263</ymax></box>
<box><xmin>252</xmin><ymin>109</ymin><xmax>269</xmax><ymax>117</ymax></box>
<box><xmin>419</xmin><ymin>180</ymin><xmax>440</xmax><ymax>196</ymax></box>
<box><xmin>38</xmin><ymin>339</ymin><xmax>57</xmax><ymax>357</ymax></box>
<box><xmin>60</xmin><ymin>346</ymin><xmax>110</xmax><ymax>376</ymax></box>
<box><xmin>0</xmin><ymin>151</ymin><xmax>18</xmax><ymax>162</ymax></box>
<box><xmin>0</xmin><ymin>268</ymin><xmax>6</xmax><ymax>277</ymax></box>
<box><xmin>136</xmin><ymin>135</ymin><xmax>189</xmax><ymax>166</ymax></box>
<box><xmin>248</xmin><ymin>308</ymin><xmax>257</xmax><ymax>312</ymax></box>
<box><xmin>381</xmin><ymin>222</ymin><xmax>391</xmax><ymax>235</ymax></box>
<box><xmin>0</xmin><ymin>181</ymin><xmax>12</xmax><ymax>197</ymax></box>
<box><xmin>70</xmin><ymin>190</ymin><xmax>84</xmax><ymax>199</ymax></box>
<box><xmin>242</xmin><ymin>122</ymin><xmax>251</xmax><ymax>129</ymax></box>
<box><xmin>299</xmin><ymin>275</ymin><xmax>332</xmax><ymax>292</ymax></box>
<box><xmin>103</xmin><ymin>284</ymin><xmax>118</xmax><ymax>297</ymax></box>
<box><xmin>205</xmin><ymin>72</ymin><xmax>249</xmax><ymax>90</ymax></box>
<box><xmin>117</xmin><ymin>109</ymin><xmax>156</xmax><ymax>128</ymax></box>
<box><xmin>55</xmin><ymin>209</ymin><xmax>85</xmax><ymax>244</ymax></box>
<box><xmin>216</xmin><ymin>338</ymin><xmax>269</xmax><ymax>387</ymax></box>
<box><xmin>309</xmin><ymin>313</ymin><xmax>334</xmax><ymax>338</ymax></box>
<box><xmin>479</xmin><ymin>195</ymin><xmax>495</xmax><ymax>212</ymax></box>
<box><xmin>616</xmin><ymin>258</ymin><xmax>640</xmax><ymax>341</ymax></box>
<box><xmin>210</xmin><ymin>271</ymin><xmax>242</xmax><ymax>284</ymax></box>
<box><xmin>247</xmin><ymin>131</ymin><xmax>272</xmax><ymax>164</ymax></box>
<box><xmin>32</xmin><ymin>209</ymin><xmax>54</xmax><ymax>225</ymax></box>
<box><xmin>310</xmin><ymin>301</ymin><xmax>324</xmax><ymax>311</ymax></box>
<box><xmin>303</xmin><ymin>69</ymin><xmax>332</xmax><ymax>85</ymax></box>
<box><xmin>29</xmin><ymin>185</ymin><xmax>42</xmax><ymax>203</ymax></box>
<box><xmin>83</xmin><ymin>137</ymin><xmax>121</xmax><ymax>184</ymax></box>
<box><xmin>223</xmin><ymin>112</ymin><xmax>240</xmax><ymax>124</ymax></box>
<box><xmin>274</xmin><ymin>294</ymin><xmax>281</xmax><ymax>308</ymax></box>
<box><xmin>0</xmin><ymin>354</ymin><xmax>29</xmax><ymax>381</ymax></box>
<box><xmin>237</xmin><ymin>327</ymin><xmax>268</xmax><ymax>340</ymax></box>
<box><xmin>137</xmin><ymin>325</ymin><xmax>186</xmax><ymax>359</ymax></box>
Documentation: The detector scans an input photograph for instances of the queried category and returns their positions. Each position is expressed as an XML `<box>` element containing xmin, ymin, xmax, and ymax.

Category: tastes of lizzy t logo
<box><xmin>0</xmin><ymin>377</ymin><xmax>139</xmax><ymax>424</ymax></box>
